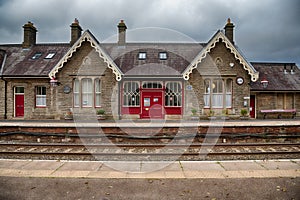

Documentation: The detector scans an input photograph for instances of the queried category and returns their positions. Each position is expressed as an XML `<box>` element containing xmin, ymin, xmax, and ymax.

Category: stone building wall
<box><xmin>186</xmin><ymin>41</ymin><xmax>251</xmax><ymax>117</ymax></box>
<box><xmin>255</xmin><ymin>92</ymin><xmax>300</xmax><ymax>118</ymax></box>
<box><xmin>55</xmin><ymin>41</ymin><xmax>118</xmax><ymax>119</ymax></box>
<box><xmin>4</xmin><ymin>78</ymin><xmax>52</xmax><ymax>119</ymax></box>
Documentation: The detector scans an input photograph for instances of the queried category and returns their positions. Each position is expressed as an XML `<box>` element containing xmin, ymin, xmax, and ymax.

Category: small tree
<box><xmin>240</xmin><ymin>109</ymin><xmax>248</xmax><ymax>117</ymax></box>
<box><xmin>191</xmin><ymin>108</ymin><xmax>197</xmax><ymax>116</ymax></box>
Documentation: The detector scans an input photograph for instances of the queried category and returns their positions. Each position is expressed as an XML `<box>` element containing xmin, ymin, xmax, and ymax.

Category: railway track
<box><xmin>0</xmin><ymin>142</ymin><xmax>299</xmax><ymax>161</ymax></box>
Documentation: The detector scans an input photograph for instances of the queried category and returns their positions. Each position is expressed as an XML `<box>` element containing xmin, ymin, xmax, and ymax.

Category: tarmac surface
<box><xmin>0</xmin><ymin>159</ymin><xmax>299</xmax><ymax>199</ymax></box>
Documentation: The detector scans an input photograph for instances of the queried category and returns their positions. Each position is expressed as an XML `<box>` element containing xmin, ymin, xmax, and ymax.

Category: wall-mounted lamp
<box><xmin>50</xmin><ymin>77</ymin><xmax>60</xmax><ymax>87</ymax></box>
<box><xmin>229</xmin><ymin>62</ymin><xmax>234</xmax><ymax>68</ymax></box>
<box><xmin>260</xmin><ymin>77</ymin><xmax>269</xmax><ymax>88</ymax></box>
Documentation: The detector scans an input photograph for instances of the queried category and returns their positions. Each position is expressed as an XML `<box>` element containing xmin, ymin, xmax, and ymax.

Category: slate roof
<box><xmin>102</xmin><ymin>43</ymin><xmax>205</xmax><ymax>76</ymax></box>
<box><xmin>0</xmin><ymin>44</ymin><xmax>69</xmax><ymax>77</ymax></box>
<box><xmin>250</xmin><ymin>62</ymin><xmax>300</xmax><ymax>91</ymax></box>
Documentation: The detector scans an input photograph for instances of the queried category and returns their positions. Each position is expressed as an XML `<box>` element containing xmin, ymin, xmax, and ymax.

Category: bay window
<box><xmin>73</xmin><ymin>78</ymin><xmax>102</xmax><ymax>108</ymax></box>
<box><xmin>203</xmin><ymin>78</ymin><xmax>232</xmax><ymax>108</ymax></box>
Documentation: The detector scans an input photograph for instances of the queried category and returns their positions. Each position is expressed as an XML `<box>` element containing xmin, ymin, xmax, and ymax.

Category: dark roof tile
<box><xmin>102</xmin><ymin>43</ymin><xmax>205</xmax><ymax>75</ymax></box>
<box><xmin>0</xmin><ymin>44</ymin><xmax>69</xmax><ymax>77</ymax></box>
<box><xmin>250</xmin><ymin>62</ymin><xmax>300</xmax><ymax>91</ymax></box>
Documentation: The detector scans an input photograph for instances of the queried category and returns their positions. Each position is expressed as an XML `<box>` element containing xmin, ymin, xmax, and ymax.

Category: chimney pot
<box><xmin>22</xmin><ymin>21</ymin><xmax>37</xmax><ymax>48</ymax></box>
<box><xmin>224</xmin><ymin>18</ymin><xmax>235</xmax><ymax>44</ymax></box>
<box><xmin>70</xmin><ymin>18</ymin><xmax>82</xmax><ymax>46</ymax></box>
<box><xmin>118</xmin><ymin>20</ymin><xmax>127</xmax><ymax>46</ymax></box>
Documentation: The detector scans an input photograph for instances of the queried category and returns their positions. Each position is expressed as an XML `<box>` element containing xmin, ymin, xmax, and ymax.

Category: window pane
<box><xmin>15</xmin><ymin>87</ymin><xmax>24</xmax><ymax>94</ymax></box>
<box><xmin>73</xmin><ymin>79</ymin><xmax>80</xmax><ymax>107</ymax></box>
<box><xmin>36</xmin><ymin>86</ymin><xmax>46</xmax><ymax>107</ymax></box>
<box><xmin>212</xmin><ymin>94</ymin><xmax>223</xmax><ymax>108</ymax></box>
<box><xmin>226</xmin><ymin>79</ymin><xmax>232</xmax><ymax>92</ymax></box>
<box><xmin>95</xmin><ymin>79</ymin><xmax>101</xmax><ymax>107</ymax></box>
<box><xmin>123</xmin><ymin>81</ymin><xmax>140</xmax><ymax>106</ymax></box>
<box><xmin>82</xmin><ymin>79</ymin><xmax>92</xmax><ymax>107</ymax></box>
<box><xmin>165</xmin><ymin>82</ymin><xmax>182</xmax><ymax>107</ymax></box>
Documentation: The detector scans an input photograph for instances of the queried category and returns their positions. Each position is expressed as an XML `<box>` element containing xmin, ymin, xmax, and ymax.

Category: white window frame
<box><xmin>95</xmin><ymin>78</ymin><xmax>101</xmax><ymax>107</ymax></box>
<box><xmin>36</xmin><ymin>86</ymin><xmax>46</xmax><ymax>107</ymax></box>
<box><xmin>138</xmin><ymin>52</ymin><xmax>147</xmax><ymax>60</ymax></box>
<box><xmin>44</xmin><ymin>52</ymin><xmax>56</xmax><ymax>59</ymax></box>
<box><xmin>123</xmin><ymin>81</ymin><xmax>140</xmax><ymax>107</ymax></box>
<box><xmin>81</xmin><ymin>78</ymin><xmax>93</xmax><ymax>107</ymax></box>
<box><xmin>159</xmin><ymin>52</ymin><xmax>167</xmax><ymax>60</ymax></box>
<box><xmin>73</xmin><ymin>79</ymin><xmax>80</xmax><ymax>107</ymax></box>
<box><xmin>165</xmin><ymin>81</ymin><xmax>182</xmax><ymax>107</ymax></box>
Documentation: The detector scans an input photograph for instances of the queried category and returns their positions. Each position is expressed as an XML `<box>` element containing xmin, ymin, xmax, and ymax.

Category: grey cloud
<box><xmin>0</xmin><ymin>0</ymin><xmax>299</xmax><ymax>65</ymax></box>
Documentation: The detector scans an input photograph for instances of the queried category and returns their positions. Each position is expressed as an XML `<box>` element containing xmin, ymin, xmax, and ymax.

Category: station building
<box><xmin>0</xmin><ymin>19</ymin><xmax>299</xmax><ymax>120</ymax></box>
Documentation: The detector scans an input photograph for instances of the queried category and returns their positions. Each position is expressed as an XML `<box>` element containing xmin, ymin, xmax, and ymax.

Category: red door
<box><xmin>250</xmin><ymin>95</ymin><xmax>255</xmax><ymax>118</ymax></box>
<box><xmin>15</xmin><ymin>86</ymin><xmax>25</xmax><ymax>117</ymax></box>
<box><xmin>15</xmin><ymin>94</ymin><xmax>24</xmax><ymax>117</ymax></box>
<box><xmin>141</xmin><ymin>91</ymin><xmax>164</xmax><ymax>119</ymax></box>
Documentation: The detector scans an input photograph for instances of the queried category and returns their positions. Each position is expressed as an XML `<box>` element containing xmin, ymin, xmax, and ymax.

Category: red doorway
<box><xmin>141</xmin><ymin>91</ymin><xmax>164</xmax><ymax>119</ymax></box>
<box><xmin>250</xmin><ymin>95</ymin><xmax>255</xmax><ymax>118</ymax></box>
<box><xmin>15</xmin><ymin>87</ymin><xmax>24</xmax><ymax>117</ymax></box>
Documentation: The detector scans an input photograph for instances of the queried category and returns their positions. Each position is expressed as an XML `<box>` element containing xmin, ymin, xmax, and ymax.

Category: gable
<box><xmin>48</xmin><ymin>30</ymin><xmax>123</xmax><ymax>81</ymax></box>
<box><xmin>182</xmin><ymin>31</ymin><xmax>259</xmax><ymax>82</ymax></box>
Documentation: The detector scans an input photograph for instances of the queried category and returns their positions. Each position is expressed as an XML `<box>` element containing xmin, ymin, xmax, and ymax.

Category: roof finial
<box><xmin>227</xmin><ymin>18</ymin><xmax>231</xmax><ymax>24</ymax></box>
<box><xmin>74</xmin><ymin>18</ymin><xmax>79</xmax><ymax>24</ymax></box>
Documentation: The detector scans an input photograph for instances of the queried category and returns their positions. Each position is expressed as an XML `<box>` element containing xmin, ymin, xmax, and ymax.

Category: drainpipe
<box><xmin>0</xmin><ymin>51</ymin><xmax>7</xmax><ymax>119</ymax></box>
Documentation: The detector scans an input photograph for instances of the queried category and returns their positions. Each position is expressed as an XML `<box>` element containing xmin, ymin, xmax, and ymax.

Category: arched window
<box><xmin>212</xmin><ymin>79</ymin><xmax>223</xmax><ymax>108</ymax></box>
<box><xmin>226</xmin><ymin>79</ymin><xmax>232</xmax><ymax>108</ymax></box>
<box><xmin>73</xmin><ymin>79</ymin><xmax>80</xmax><ymax>107</ymax></box>
<box><xmin>123</xmin><ymin>81</ymin><xmax>140</xmax><ymax>106</ymax></box>
<box><xmin>165</xmin><ymin>82</ymin><xmax>182</xmax><ymax>107</ymax></box>
<box><xmin>204</xmin><ymin>79</ymin><xmax>210</xmax><ymax>107</ymax></box>
<box><xmin>95</xmin><ymin>78</ymin><xmax>101</xmax><ymax>107</ymax></box>
<box><xmin>73</xmin><ymin>78</ymin><xmax>102</xmax><ymax>108</ymax></box>
<box><xmin>203</xmin><ymin>78</ymin><xmax>232</xmax><ymax>108</ymax></box>
<box><xmin>82</xmin><ymin>78</ymin><xmax>93</xmax><ymax>107</ymax></box>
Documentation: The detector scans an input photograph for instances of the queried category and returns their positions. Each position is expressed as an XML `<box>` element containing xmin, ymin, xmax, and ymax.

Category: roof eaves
<box><xmin>182</xmin><ymin>30</ymin><xmax>259</xmax><ymax>82</ymax></box>
<box><xmin>48</xmin><ymin>30</ymin><xmax>123</xmax><ymax>81</ymax></box>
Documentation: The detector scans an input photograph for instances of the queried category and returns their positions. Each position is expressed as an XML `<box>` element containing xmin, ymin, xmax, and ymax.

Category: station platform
<box><xmin>0</xmin><ymin>159</ymin><xmax>299</xmax><ymax>179</ymax></box>
<box><xmin>0</xmin><ymin>118</ymin><xmax>300</xmax><ymax>127</ymax></box>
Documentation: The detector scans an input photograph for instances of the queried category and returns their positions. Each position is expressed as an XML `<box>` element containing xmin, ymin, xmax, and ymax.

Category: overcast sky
<box><xmin>0</xmin><ymin>0</ymin><xmax>299</xmax><ymax>65</ymax></box>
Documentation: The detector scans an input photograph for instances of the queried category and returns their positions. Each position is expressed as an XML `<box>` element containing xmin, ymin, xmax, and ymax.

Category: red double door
<box><xmin>141</xmin><ymin>91</ymin><xmax>164</xmax><ymax>119</ymax></box>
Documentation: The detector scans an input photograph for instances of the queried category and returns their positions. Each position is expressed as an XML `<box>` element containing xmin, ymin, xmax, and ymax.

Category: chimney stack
<box><xmin>224</xmin><ymin>18</ymin><xmax>235</xmax><ymax>44</ymax></box>
<box><xmin>22</xmin><ymin>21</ymin><xmax>37</xmax><ymax>48</ymax></box>
<box><xmin>118</xmin><ymin>20</ymin><xmax>127</xmax><ymax>46</ymax></box>
<box><xmin>70</xmin><ymin>18</ymin><xmax>82</xmax><ymax>46</ymax></box>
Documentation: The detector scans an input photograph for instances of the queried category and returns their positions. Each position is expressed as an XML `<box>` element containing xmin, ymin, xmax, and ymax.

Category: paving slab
<box><xmin>183</xmin><ymin>170</ymin><xmax>205</xmax><ymax>178</ymax></box>
<box><xmin>0</xmin><ymin>160</ymin><xmax>31</xmax><ymax>169</ymax></box>
<box><xmin>20</xmin><ymin>160</ymin><xmax>63</xmax><ymax>170</ymax></box>
<box><xmin>222</xmin><ymin>171</ymin><xmax>244</xmax><ymax>178</ymax></box>
<box><xmin>220</xmin><ymin>160</ymin><xmax>265</xmax><ymax>171</ymax></box>
<box><xmin>199</xmin><ymin>171</ymin><xmax>224</xmax><ymax>178</ymax></box>
<box><xmin>165</xmin><ymin>171</ymin><xmax>185</xmax><ymax>178</ymax></box>
<box><xmin>50</xmin><ymin>170</ymin><xmax>90</xmax><ymax>178</ymax></box>
<box><xmin>180</xmin><ymin>161</ymin><xmax>225</xmax><ymax>171</ymax></box>
<box><xmin>58</xmin><ymin>161</ymin><xmax>101</xmax><ymax>171</ymax></box>
<box><xmin>258</xmin><ymin>160</ymin><xmax>300</xmax><ymax>170</ymax></box>
<box><xmin>88</xmin><ymin>171</ymin><xmax>127</xmax><ymax>178</ymax></box>
<box><xmin>140</xmin><ymin>161</ymin><xmax>181</xmax><ymax>172</ymax></box>
<box><xmin>101</xmin><ymin>161</ymin><xmax>142</xmax><ymax>172</ymax></box>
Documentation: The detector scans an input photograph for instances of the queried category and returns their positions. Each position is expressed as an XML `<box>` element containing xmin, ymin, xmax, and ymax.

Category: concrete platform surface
<box><xmin>0</xmin><ymin>119</ymin><xmax>300</xmax><ymax>127</ymax></box>
<box><xmin>0</xmin><ymin>159</ymin><xmax>299</xmax><ymax>179</ymax></box>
